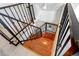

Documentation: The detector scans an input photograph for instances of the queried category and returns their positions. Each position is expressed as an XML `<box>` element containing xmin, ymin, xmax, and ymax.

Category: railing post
<box><xmin>45</xmin><ymin>23</ymin><xmax>47</xmax><ymax>32</ymax></box>
<box><xmin>28</xmin><ymin>3</ymin><xmax>34</xmax><ymax>23</ymax></box>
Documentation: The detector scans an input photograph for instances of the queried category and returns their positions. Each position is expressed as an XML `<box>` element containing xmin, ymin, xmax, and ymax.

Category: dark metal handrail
<box><xmin>39</xmin><ymin>22</ymin><xmax>58</xmax><ymax>33</ymax></box>
<box><xmin>0</xmin><ymin>13</ymin><xmax>28</xmax><ymax>24</ymax></box>
<box><xmin>0</xmin><ymin>3</ymin><xmax>23</xmax><ymax>9</ymax></box>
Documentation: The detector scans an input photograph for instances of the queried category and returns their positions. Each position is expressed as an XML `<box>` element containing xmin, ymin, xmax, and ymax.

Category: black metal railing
<box><xmin>55</xmin><ymin>3</ymin><xmax>79</xmax><ymax>56</ymax></box>
<box><xmin>0</xmin><ymin>3</ymin><xmax>41</xmax><ymax>46</ymax></box>
<box><xmin>40</xmin><ymin>22</ymin><xmax>58</xmax><ymax>33</ymax></box>
<box><xmin>55</xmin><ymin>4</ymin><xmax>70</xmax><ymax>56</ymax></box>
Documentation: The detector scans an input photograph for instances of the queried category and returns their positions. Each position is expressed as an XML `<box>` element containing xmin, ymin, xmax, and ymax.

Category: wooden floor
<box><xmin>64</xmin><ymin>38</ymin><xmax>79</xmax><ymax>56</ymax></box>
<box><xmin>23</xmin><ymin>32</ymin><xmax>55</xmax><ymax>56</ymax></box>
<box><xmin>23</xmin><ymin>32</ymin><xmax>79</xmax><ymax>56</ymax></box>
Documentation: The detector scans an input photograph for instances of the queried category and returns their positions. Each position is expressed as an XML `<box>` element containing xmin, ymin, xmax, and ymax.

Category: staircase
<box><xmin>0</xmin><ymin>3</ymin><xmax>79</xmax><ymax>56</ymax></box>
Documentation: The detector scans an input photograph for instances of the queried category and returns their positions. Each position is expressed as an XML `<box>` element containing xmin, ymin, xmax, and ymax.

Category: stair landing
<box><xmin>23</xmin><ymin>32</ymin><xmax>55</xmax><ymax>56</ymax></box>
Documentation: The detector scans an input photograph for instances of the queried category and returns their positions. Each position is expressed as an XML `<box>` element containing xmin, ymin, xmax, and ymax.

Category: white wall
<box><xmin>33</xmin><ymin>3</ymin><xmax>65</xmax><ymax>24</ymax></box>
<box><xmin>71</xmin><ymin>3</ymin><xmax>79</xmax><ymax>23</ymax></box>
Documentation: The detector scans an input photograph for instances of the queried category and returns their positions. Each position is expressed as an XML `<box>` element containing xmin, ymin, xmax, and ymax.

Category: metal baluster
<box><xmin>18</xmin><ymin>4</ymin><xmax>32</xmax><ymax>40</ymax></box>
<box><xmin>20</xmin><ymin>4</ymin><xmax>28</xmax><ymax>22</ymax></box>
<box><xmin>13</xmin><ymin>6</ymin><xmax>28</xmax><ymax>40</ymax></box>
<box><xmin>17</xmin><ymin>5</ymin><xmax>26</xmax><ymax>22</ymax></box>
<box><xmin>1</xmin><ymin>11</ymin><xmax>16</xmax><ymax>34</ymax></box>
<box><xmin>9</xmin><ymin>7</ymin><xmax>25</xmax><ymax>41</ymax></box>
<box><xmin>17</xmin><ymin>5</ymin><xmax>31</xmax><ymax>39</ymax></box>
<box><xmin>0</xmin><ymin>30</ymin><xmax>16</xmax><ymax>46</ymax></box>
<box><xmin>57</xmin><ymin>35</ymin><xmax>70</xmax><ymax>56</ymax></box>
<box><xmin>60</xmin><ymin>26</ymin><xmax>70</xmax><ymax>45</ymax></box>
<box><xmin>23</xmin><ymin>4</ymin><xmax>30</xmax><ymax>23</ymax></box>
<box><xmin>31</xmin><ymin>5</ymin><xmax>35</xmax><ymax>20</ymax></box>
<box><xmin>28</xmin><ymin>3</ymin><xmax>34</xmax><ymax>23</ymax></box>
<box><xmin>0</xmin><ymin>19</ymin><xmax>22</xmax><ymax>45</ymax></box>
<box><xmin>4</xmin><ymin>8</ymin><xmax>24</xmax><ymax>41</ymax></box>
